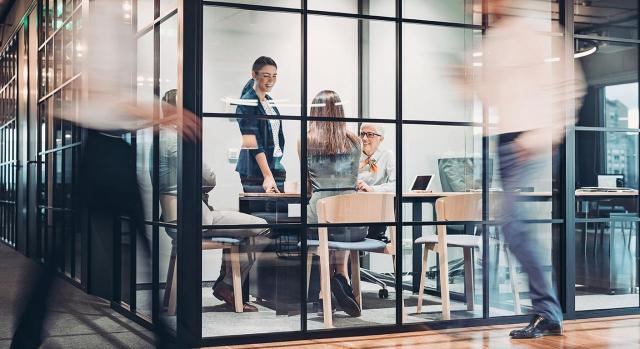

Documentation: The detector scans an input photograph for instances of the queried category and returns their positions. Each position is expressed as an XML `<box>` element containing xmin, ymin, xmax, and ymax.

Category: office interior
<box><xmin>0</xmin><ymin>0</ymin><xmax>638</xmax><ymax>346</ymax></box>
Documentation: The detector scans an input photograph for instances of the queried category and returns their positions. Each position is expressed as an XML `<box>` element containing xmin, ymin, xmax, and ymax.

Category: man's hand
<box><xmin>356</xmin><ymin>180</ymin><xmax>373</xmax><ymax>192</ymax></box>
<box><xmin>263</xmin><ymin>175</ymin><xmax>280</xmax><ymax>193</ymax></box>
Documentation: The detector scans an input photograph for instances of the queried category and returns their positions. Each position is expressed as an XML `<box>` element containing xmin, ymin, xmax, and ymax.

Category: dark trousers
<box><xmin>11</xmin><ymin>131</ymin><xmax>174</xmax><ymax>348</ymax></box>
<box><xmin>497</xmin><ymin>137</ymin><xmax>562</xmax><ymax>323</ymax></box>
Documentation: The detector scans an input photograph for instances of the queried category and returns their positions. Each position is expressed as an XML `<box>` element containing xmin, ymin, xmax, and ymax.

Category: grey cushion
<box><xmin>306</xmin><ymin>238</ymin><xmax>388</xmax><ymax>252</ymax></box>
<box><xmin>209</xmin><ymin>237</ymin><xmax>241</xmax><ymax>244</ymax></box>
<box><xmin>414</xmin><ymin>234</ymin><xmax>481</xmax><ymax>247</ymax></box>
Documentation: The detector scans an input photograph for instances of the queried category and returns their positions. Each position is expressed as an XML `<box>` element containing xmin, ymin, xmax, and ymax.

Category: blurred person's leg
<box><xmin>498</xmin><ymin>138</ymin><xmax>562</xmax><ymax>338</ymax></box>
<box><xmin>208</xmin><ymin>211</ymin><xmax>269</xmax><ymax>312</ymax></box>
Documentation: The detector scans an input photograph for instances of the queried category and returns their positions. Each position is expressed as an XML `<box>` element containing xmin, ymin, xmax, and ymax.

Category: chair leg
<box><xmin>306</xmin><ymin>249</ymin><xmax>314</xmax><ymax>296</ymax></box>
<box><xmin>168</xmin><ymin>257</ymin><xmax>177</xmax><ymax>315</ymax></box>
<box><xmin>392</xmin><ymin>254</ymin><xmax>407</xmax><ymax>322</ymax></box>
<box><xmin>417</xmin><ymin>246</ymin><xmax>428</xmax><ymax>314</ymax></box>
<box><xmin>463</xmin><ymin>247</ymin><xmax>474</xmax><ymax>312</ymax></box>
<box><xmin>504</xmin><ymin>243</ymin><xmax>521</xmax><ymax>315</ymax></box>
<box><xmin>229</xmin><ymin>246</ymin><xmax>244</xmax><ymax>313</ymax></box>
<box><xmin>438</xmin><ymin>245</ymin><xmax>451</xmax><ymax>320</ymax></box>
<box><xmin>318</xmin><ymin>243</ymin><xmax>333</xmax><ymax>328</ymax></box>
<box><xmin>349</xmin><ymin>251</ymin><xmax>362</xmax><ymax>308</ymax></box>
<box><xmin>163</xmin><ymin>250</ymin><xmax>176</xmax><ymax>308</ymax></box>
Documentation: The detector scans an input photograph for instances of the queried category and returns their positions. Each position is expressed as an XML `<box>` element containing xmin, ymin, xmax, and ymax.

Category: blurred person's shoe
<box><xmin>331</xmin><ymin>274</ymin><xmax>361</xmax><ymax>317</ymax></box>
<box><xmin>509</xmin><ymin>314</ymin><xmax>562</xmax><ymax>339</ymax></box>
<box><xmin>212</xmin><ymin>282</ymin><xmax>258</xmax><ymax>312</ymax></box>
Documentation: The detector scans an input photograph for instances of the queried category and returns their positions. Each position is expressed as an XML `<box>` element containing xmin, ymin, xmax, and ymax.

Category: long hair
<box><xmin>307</xmin><ymin>90</ymin><xmax>360</xmax><ymax>155</ymax></box>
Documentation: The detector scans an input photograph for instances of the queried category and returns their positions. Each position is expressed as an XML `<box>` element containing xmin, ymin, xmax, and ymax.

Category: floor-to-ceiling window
<box><xmin>37</xmin><ymin>0</ymin><xmax>84</xmax><ymax>284</ymax></box>
<box><xmin>573</xmin><ymin>0</ymin><xmax>640</xmax><ymax>312</ymax></box>
<box><xmin>0</xmin><ymin>36</ymin><xmax>18</xmax><ymax>248</ymax></box>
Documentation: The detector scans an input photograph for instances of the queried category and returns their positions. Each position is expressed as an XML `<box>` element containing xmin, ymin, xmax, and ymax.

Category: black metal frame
<box><xmin>0</xmin><ymin>0</ymin><xmax>639</xmax><ymax>347</ymax></box>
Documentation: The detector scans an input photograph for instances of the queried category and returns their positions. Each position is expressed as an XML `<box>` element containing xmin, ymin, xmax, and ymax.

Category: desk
<box><xmin>238</xmin><ymin>191</ymin><xmax>638</xmax><ymax>300</ymax></box>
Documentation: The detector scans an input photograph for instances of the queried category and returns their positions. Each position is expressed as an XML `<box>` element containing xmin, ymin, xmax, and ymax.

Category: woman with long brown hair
<box><xmin>299</xmin><ymin>90</ymin><xmax>366</xmax><ymax>317</ymax></box>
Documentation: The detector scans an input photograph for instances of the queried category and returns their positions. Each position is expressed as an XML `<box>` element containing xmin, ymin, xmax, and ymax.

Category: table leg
<box><xmin>412</xmin><ymin>202</ymin><xmax>422</xmax><ymax>293</ymax></box>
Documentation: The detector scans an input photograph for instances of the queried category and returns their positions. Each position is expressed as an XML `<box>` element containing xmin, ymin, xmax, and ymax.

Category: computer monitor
<box><xmin>597</xmin><ymin>174</ymin><xmax>624</xmax><ymax>188</ymax></box>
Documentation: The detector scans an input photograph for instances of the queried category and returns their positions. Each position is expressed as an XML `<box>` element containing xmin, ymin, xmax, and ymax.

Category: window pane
<box><xmin>202</xmin><ymin>6</ymin><xmax>301</xmax><ymax>116</ymax></box>
<box><xmin>403</xmin><ymin>0</ymin><xmax>481</xmax><ymax>25</ymax></box>
<box><xmin>575</xmin><ymin>220</ymin><xmax>638</xmax><ymax>310</ymax></box>
<box><xmin>309</xmin><ymin>0</ymin><xmax>394</xmax><ymax>17</ymax></box>
<box><xmin>209</xmin><ymin>0</ymin><xmax>300</xmax><ymax>8</ymax></box>
<box><xmin>403</xmin><ymin>25</ymin><xmax>481</xmax><ymax>122</ymax></box>
<box><xmin>201</xmin><ymin>116</ymin><xmax>302</xmax><ymax>337</ymax></box>
<box><xmin>136</xmin><ymin>0</ymin><xmax>154</xmax><ymax>31</ymax></box>
<box><xmin>575</xmin><ymin>0</ymin><xmax>638</xmax><ymax>40</ymax></box>
<box><xmin>402</xmin><ymin>124</ymin><xmax>483</xmax><ymax>223</ymax></box>
<box><xmin>308</xmin><ymin>16</ymin><xmax>396</xmax><ymax>119</ymax></box>
<box><xmin>160</xmin><ymin>0</ymin><xmax>177</xmax><ymax>15</ymax></box>
<box><xmin>576</xmin><ymin>130</ymin><xmax>639</xmax><ymax>193</ymax></box>
<box><xmin>403</xmin><ymin>223</ymin><xmax>484</xmax><ymax>322</ymax></box>
<box><xmin>490</xmin><ymin>223</ymin><xmax>562</xmax><ymax>318</ymax></box>
<box><xmin>576</xmin><ymin>41</ymin><xmax>638</xmax><ymax>127</ymax></box>
<box><xmin>160</xmin><ymin>15</ymin><xmax>178</xmax><ymax>107</ymax></box>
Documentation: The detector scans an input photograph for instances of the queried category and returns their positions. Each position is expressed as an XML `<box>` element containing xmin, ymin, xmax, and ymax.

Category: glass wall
<box><xmin>575</xmin><ymin>39</ymin><xmax>639</xmax><ymax>311</ymax></box>
<box><xmin>1</xmin><ymin>0</ymin><xmax>639</xmax><ymax>346</ymax></box>
<box><xmin>131</xmin><ymin>0</ymin><xmax>180</xmax><ymax>330</ymax></box>
<box><xmin>37</xmin><ymin>0</ymin><xmax>84</xmax><ymax>282</ymax></box>
<box><xmin>0</xmin><ymin>37</ymin><xmax>17</xmax><ymax>247</ymax></box>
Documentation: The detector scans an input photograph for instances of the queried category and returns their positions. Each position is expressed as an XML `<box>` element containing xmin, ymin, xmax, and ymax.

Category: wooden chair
<box><xmin>306</xmin><ymin>192</ymin><xmax>406</xmax><ymax>328</ymax></box>
<box><xmin>160</xmin><ymin>194</ymin><xmax>244</xmax><ymax>315</ymax></box>
<box><xmin>414</xmin><ymin>193</ymin><xmax>521</xmax><ymax>320</ymax></box>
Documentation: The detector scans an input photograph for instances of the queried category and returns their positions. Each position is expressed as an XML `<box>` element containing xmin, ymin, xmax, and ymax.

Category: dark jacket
<box><xmin>235</xmin><ymin>80</ymin><xmax>285</xmax><ymax>179</ymax></box>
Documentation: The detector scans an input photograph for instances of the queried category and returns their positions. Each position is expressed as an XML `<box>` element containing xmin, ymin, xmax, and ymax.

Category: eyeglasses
<box><xmin>360</xmin><ymin>131</ymin><xmax>381</xmax><ymax>139</ymax></box>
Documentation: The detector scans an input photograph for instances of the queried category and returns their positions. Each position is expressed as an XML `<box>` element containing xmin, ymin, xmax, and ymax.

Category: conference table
<box><xmin>238</xmin><ymin>190</ymin><xmax>638</xmax><ymax>302</ymax></box>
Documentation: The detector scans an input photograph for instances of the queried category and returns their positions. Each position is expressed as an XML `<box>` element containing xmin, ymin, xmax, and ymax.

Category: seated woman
<box><xmin>299</xmin><ymin>90</ymin><xmax>366</xmax><ymax>317</ymax></box>
<box><xmin>157</xmin><ymin>89</ymin><xmax>269</xmax><ymax>312</ymax></box>
<box><xmin>357</xmin><ymin>123</ymin><xmax>396</xmax><ymax>241</ymax></box>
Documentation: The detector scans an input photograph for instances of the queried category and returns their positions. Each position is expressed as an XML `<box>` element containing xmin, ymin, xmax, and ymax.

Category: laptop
<box><xmin>411</xmin><ymin>175</ymin><xmax>434</xmax><ymax>192</ymax></box>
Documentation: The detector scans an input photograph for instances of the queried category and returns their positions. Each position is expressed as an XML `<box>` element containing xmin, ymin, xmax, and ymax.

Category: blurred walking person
<box><xmin>10</xmin><ymin>1</ymin><xmax>199</xmax><ymax>348</ymax></box>
<box><xmin>474</xmin><ymin>0</ymin><xmax>585</xmax><ymax>339</ymax></box>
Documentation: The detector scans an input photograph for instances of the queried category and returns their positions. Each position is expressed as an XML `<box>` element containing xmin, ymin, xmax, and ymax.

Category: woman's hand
<box><xmin>263</xmin><ymin>175</ymin><xmax>280</xmax><ymax>193</ymax></box>
<box><xmin>356</xmin><ymin>180</ymin><xmax>373</xmax><ymax>192</ymax></box>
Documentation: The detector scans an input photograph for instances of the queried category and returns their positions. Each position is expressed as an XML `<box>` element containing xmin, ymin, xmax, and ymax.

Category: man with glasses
<box><xmin>357</xmin><ymin>123</ymin><xmax>396</xmax><ymax>242</ymax></box>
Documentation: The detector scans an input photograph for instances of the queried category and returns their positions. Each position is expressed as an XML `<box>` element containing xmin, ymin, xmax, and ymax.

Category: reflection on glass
<box><xmin>575</xmin><ymin>220</ymin><xmax>638</xmax><ymax>311</ymax></box>
<box><xmin>575</xmin><ymin>0</ymin><xmax>638</xmax><ymax>40</ymax></box>
<box><xmin>202</xmin><ymin>7</ymin><xmax>301</xmax><ymax>115</ymax></box>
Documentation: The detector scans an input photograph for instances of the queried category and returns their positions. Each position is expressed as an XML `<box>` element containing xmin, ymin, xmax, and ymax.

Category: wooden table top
<box><xmin>239</xmin><ymin>190</ymin><xmax>638</xmax><ymax>198</ymax></box>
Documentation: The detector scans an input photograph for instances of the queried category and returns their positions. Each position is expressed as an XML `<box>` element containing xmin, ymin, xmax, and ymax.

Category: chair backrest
<box><xmin>317</xmin><ymin>192</ymin><xmax>395</xmax><ymax>224</ymax></box>
<box><xmin>317</xmin><ymin>193</ymin><xmax>396</xmax><ymax>253</ymax></box>
<box><xmin>435</xmin><ymin>193</ymin><xmax>482</xmax><ymax>222</ymax></box>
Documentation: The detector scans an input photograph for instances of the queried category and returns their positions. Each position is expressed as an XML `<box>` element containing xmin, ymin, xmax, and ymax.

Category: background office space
<box><xmin>0</xmin><ymin>0</ymin><xmax>639</xmax><ymax>347</ymax></box>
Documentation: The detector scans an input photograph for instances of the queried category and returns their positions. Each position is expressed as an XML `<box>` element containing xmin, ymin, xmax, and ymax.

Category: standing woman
<box><xmin>236</xmin><ymin>56</ymin><xmax>285</xmax><ymax>193</ymax></box>
<box><xmin>301</xmin><ymin>90</ymin><xmax>367</xmax><ymax>317</ymax></box>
